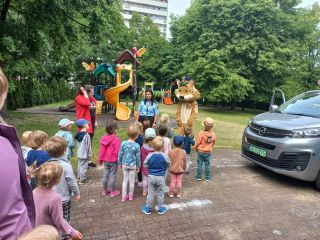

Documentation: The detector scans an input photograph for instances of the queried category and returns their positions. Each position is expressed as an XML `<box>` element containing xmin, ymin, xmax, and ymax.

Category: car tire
<box><xmin>315</xmin><ymin>171</ymin><xmax>320</xmax><ymax>191</ymax></box>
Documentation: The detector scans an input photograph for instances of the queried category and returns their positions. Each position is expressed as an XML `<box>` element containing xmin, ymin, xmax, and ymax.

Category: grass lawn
<box><xmin>6</xmin><ymin>101</ymin><xmax>263</xmax><ymax>165</ymax></box>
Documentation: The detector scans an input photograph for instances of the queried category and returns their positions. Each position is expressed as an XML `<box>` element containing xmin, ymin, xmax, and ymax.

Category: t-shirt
<box><xmin>118</xmin><ymin>141</ymin><xmax>141</xmax><ymax>167</ymax></box>
<box><xmin>26</xmin><ymin>150</ymin><xmax>51</xmax><ymax>167</ymax></box>
<box><xmin>144</xmin><ymin>152</ymin><xmax>170</xmax><ymax>176</ymax></box>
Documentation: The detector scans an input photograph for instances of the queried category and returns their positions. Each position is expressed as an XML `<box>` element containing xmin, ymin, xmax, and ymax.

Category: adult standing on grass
<box><xmin>0</xmin><ymin>68</ymin><xmax>35</xmax><ymax>239</ymax></box>
<box><xmin>136</xmin><ymin>89</ymin><xmax>159</xmax><ymax>128</ymax></box>
<box><xmin>75</xmin><ymin>85</ymin><xmax>97</xmax><ymax>167</ymax></box>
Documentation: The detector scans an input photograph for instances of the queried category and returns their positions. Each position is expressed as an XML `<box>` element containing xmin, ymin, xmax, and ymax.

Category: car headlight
<box><xmin>290</xmin><ymin>128</ymin><xmax>320</xmax><ymax>138</ymax></box>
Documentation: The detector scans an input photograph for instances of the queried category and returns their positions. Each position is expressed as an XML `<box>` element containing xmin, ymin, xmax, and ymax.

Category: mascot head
<box><xmin>175</xmin><ymin>76</ymin><xmax>200</xmax><ymax>102</ymax></box>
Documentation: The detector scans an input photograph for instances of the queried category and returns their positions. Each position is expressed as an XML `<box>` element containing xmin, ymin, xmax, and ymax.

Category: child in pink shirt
<box><xmin>32</xmin><ymin>162</ymin><xmax>82</xmax><ymax>240</ymax></box>
<box><xmin>98</xmin><ymin>120</ymin><xmax>121</xmax><ymax>197</ymax></box>
<box><xmin>158</xmin><ymin>125</ymin><xmax>171</xmax><ymax>155</ymax></box>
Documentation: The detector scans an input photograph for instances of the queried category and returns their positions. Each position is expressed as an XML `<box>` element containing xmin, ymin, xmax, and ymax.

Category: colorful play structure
<box><xmin>59</xmin><ymin>48</ymin><xmax>145</xmax><ymax>121</ymax></box>
<box><xmin>141</xmin><ymin>81</ymin><xmax>174</xmax><ymax>105</ymax></box>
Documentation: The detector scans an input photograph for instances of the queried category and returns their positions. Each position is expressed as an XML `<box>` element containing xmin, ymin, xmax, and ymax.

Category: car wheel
<box><xmin>315</xmin><ymin>171</ymin><xmax>320</xmax><ymax>191</ymax></box>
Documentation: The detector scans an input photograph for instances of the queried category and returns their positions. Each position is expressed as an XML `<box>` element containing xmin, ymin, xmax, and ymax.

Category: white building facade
<box><xmin>122</xmin><ymin>0</ymin><xmax>169</xmax><ymax>38</ymax></box>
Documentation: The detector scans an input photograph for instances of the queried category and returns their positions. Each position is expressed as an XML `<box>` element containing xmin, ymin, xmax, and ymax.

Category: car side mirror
<box><xmin>270</xmin><ymin>105</ymin><xmax>278</xmax><ymax>111</ymax></box>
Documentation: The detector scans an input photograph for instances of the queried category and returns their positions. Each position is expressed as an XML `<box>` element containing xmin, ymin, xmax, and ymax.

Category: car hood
<box><xmin>253</xmin><ymin>112</ymin><xmax>320</xmax><ymax>130</ymax></box>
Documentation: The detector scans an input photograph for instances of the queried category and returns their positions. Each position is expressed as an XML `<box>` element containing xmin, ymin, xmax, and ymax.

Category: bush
<box><xmin>7</xmin><ymin>78</ymin><xmax>75</xmax><ymax>109</ymax></box>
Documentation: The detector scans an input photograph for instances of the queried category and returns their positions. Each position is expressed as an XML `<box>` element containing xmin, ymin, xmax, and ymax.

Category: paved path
<box><xmin>71</xmin><ymin>150</ymin><xmax>320</xmax><ymax>240</ymax></box>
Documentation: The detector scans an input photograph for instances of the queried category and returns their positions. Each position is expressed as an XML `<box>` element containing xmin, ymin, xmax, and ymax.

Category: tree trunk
<box><xmin>1</xmin><ymin>0</ymin><xmax>11</xmax><ymax>21</ymax></box>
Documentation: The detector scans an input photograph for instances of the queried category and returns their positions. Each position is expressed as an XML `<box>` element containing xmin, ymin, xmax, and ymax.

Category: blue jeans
<box><xmin>102</xmin><ymin>162</ymin><xmax>118</xmax><ymax>192</ymax></box>
<box><xmin>195</xmin><ymin>152</ymin><xmax>212</xmax><ymax>180</ymax></box>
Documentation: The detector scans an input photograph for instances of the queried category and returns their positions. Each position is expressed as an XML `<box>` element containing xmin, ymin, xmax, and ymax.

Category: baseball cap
<box><xmin>145</xmin><ymin>128</ymin><xmax>156</xmax><ymax>139</ymax></box>
<box><xmin>76</xmin><ymin>119</ymin><xmax>89</xmax><ymax>127</ymax></box>
<box><xmin>173</xmin><ymin>135</ymin><xmax>184</xmax><ymax>147</ymax></box>
<box><xmin>59</xmin><ymin>118</ymin><xmax>74</xmax><ymax>128</ymax></box>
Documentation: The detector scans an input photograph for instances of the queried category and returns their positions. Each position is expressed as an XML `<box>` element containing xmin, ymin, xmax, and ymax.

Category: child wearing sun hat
<box><xmin>194</xmin><ymin>117</ymin><xmax>216</xmax><ymax>182</ymax></box>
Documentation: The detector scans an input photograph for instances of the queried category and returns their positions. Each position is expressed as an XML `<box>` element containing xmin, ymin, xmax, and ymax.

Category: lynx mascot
<box><xmin>175</xmin><ymin>76</ymin><xmax>200</xmax><ymax>135</ymax></box>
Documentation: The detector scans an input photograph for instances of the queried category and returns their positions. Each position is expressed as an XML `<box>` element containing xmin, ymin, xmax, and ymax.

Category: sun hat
<box><xmin>145</xmin><ymin>128</ymin><xmax>156</xmax><ymax>139</ymax></box>
<box><xmin>76</xmin><ymin>119</ymin><xmax>89</xmax><ymax>127</ymax></box>
<box><xmin>58</xmin><ymin>118</ymin><xmax>74</xmax><ymax>128</ymax></box>
<box><xmin>173</xmin><ymin>135</ymin><xmax>184</xmax><ymax>147</ymax></box>
<box><xmin>202</xmin><ymin>117</ymin><xmax>214</xmax><ymax>128</ymax></box>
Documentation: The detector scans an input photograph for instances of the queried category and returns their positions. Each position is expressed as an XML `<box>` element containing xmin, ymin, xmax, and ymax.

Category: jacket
<box><xmin>75</xmin><ymin>131</ymin><xmax>92</xmax><ymax>160</ymax></box>
<box><xmin>117</xmin><ymin>141</ymin><xmax>141</xmax><ymax>167</ymax></box>
<box><xmin>50</xmin><ymin>157</ymin><xmax>80</xmax><ymax>203</ymax></box>
<box><xmin>140</xmin><ymin>143</ymin><xmax>155</xmax><ymax>175</ymax></box>
<box><xmin>144</xmin><ymin>152</ymin><xmax>170</xmax><ymax>176</ymax></box>
<box><xmin>0</xmin><ymin>123</ymin><xmax>35</xmax><ymax>239</ymax></box>
<box><xmin>55</xmin><ymin>130</ymin><xmax>75</xmax><ymax>159</ymax></box>
<box><xmin>75</xmin><ymin>95</ymin><xmax>94</xmax><ymax>134</ymax></box>
<box><xmin>168</xmin><ymin>148</ymin><xmax>187</xmax><ymax>174</ymax></box>
<box><xmin>98</xmin><ymin>134</ymin><xmax>121</xmax><ymax>164</ymax></box>
<box><xmin>194</xmin><ymin>130</ymin><xmax>216</xmax><ymax>153</ymax></box>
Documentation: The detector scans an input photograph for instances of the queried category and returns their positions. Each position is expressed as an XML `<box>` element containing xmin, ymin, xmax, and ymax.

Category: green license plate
<box><xmin>249</xmin><ymin>144</ymin><xmax>267</xmax><ymax>157</ymax></box>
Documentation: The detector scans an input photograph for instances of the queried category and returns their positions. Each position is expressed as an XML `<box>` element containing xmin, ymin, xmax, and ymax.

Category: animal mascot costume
<box><xmin>175</xmin><ymin>76</ymin><xmax>200</xmax><ymax>135</ymax></box>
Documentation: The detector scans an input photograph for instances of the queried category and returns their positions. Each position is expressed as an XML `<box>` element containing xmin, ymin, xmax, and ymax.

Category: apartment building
<box><xmin>122</xmin><ymin>0</ymin><xmax>169</xmax><ymax>38</ymax></box>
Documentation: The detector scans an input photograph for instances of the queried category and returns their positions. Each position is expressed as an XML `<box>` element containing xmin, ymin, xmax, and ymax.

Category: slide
<box><xmin>164</xmin><ymin>97</ymin><xmax>173</xmax><ymax>105</ymax></box>
<box><xmin>104</xmin><ymin>64</ymin><xmax>132</xmax><ymax>121</ymax></box>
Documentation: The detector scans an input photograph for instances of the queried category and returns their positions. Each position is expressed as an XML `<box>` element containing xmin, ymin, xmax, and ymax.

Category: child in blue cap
<box><xmin>75</xmin><ymin>119</ymin><xmax>92</xmax><ymax>184</ymax></box>
<box><xmin>168</xmin><ymin>136</ymin><xmax>187</xmax><ymax>198</ymax></box>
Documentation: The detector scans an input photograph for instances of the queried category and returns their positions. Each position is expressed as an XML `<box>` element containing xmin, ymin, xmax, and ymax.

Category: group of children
<box><xmin>19</xmin><ymin>113</ymin><xmax>216</xmax><ymax>239</ymax></box>
<box><xmin>20</xmin><ymin>118</ymin><xmax>92</xmax><ymax>240</ymax></box>
<box><xmin>98</xmin><ymin>114</ymin><xmax>216</xmax><ymax>215</ymax></box>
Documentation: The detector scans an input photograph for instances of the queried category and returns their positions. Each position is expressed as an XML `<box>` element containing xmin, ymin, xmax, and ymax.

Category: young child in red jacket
<box><xmin>98</xmin><ymin>120</ymin><xmax>121</xmax><ymax>197</ymax></box>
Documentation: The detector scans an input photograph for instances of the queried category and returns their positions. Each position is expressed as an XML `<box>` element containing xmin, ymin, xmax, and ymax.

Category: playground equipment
<box><xmin>141</xmin><ymin>81</ymin><xmax>174</xmax><ymax>105</ymax></box>
<box><xmin>104</xmin><ymin>64</ymin><xmax>133</xmax><ymax>121</ymax></box>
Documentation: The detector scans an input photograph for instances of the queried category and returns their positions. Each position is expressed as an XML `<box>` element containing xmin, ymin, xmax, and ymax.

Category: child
<box><xmin>32</xmin><ymin>162</ymin><xmax>82</xmax><ymax>240</ymax></box>
<box><xmin>158</xmin><ymin>124</ymin><xmax>171</xmax><ymax>155</ymax></box>
<box><xmin>140</xmin><ymin>128</ymin><xmax>156</xmax><ymax>196</ymax></box>
<box><xmin>18</xmin><ymin>225</ymin><xmax>59</xmax><ymax>240</ymax></box>
<box><xmin>55</xmin><ymin>118</ymin><xmax>75</xmax><ymax>160</ymax></box>
<box><xmin>118</xmin><ymin>123</ymin><xmax>141</xmax><ymax>201</ymax></box>
<box><xmin>75</xmin><ymin>119</ymin><xmax>92</xmax><ymax>184</ymax></box>
<box><xmin>26</xmin><ymin>130</ymin><xmax>51</xmax><ymax>189</ymax></box>
<box><xmin>194</xmin><ymin>117</ymin><xmax>216</xmax><ymax>181</ymax></box>
<box><xmin>156</xmin><ymin>113</ymin><xmax>174</xmax><ymax>138</ymax></box>
<box><xmin>98</xmin><ymin>120</ymin><xmax>121</xmax><ymax>197</ymax></box>
<box><xmin>182</xmin><ymin>127</ymin><xmax>195</xmax><ymax>174</ymax></box>
<box><xmin>134</xmin><ymin>121</ymin><xmax>144</xmax><ymax>187</ymax></box>
<box><xmin>141</xmin><ymin>136</ymin><xmax>170</xmax><ymax>215</ymax></box>
<box><xmin>142</xmin><ymin>119</ymin><xmax>151</xmax><ymax>134</ymax></box>
<box><xmin>21</xmin><ymin>131</ymin><xmax>32</xmax><ymax>184</ymax></box>
<box><xmin>168</xmin><ymin>136</ymin><xmax>187</xmax><ymax>198</ymax></box>
<box><xmin>21</xmin><ymin>131</ymin><xmax>32</xmax><ymax>161</ymax></box>
<box><xmin>44</xmin><ymin>136</ymin><xmax>80</xmax><ymax>240</ymax></box>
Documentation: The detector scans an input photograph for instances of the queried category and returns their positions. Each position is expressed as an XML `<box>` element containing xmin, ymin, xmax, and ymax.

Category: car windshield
<box><xmin>276</xmin><ymin>91</ymin><xmax>320</xmax><ymax>118</ymax></box>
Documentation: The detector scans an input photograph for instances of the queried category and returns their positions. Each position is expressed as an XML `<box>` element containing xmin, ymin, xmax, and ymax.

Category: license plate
<box><xmin>249</xmin><ymin>144</ymin><xmax>267</xmax><ymax>157</ymax></box>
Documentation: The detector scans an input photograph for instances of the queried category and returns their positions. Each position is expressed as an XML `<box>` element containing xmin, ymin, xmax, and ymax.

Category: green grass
<box><xmin>6</xmin><ymin>101</ymin><xmax>263</xmax><ymax>167</ymax></box>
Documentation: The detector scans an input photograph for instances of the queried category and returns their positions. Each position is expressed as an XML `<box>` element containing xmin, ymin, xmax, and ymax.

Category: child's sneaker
<box><xmin>195</xmin><ymin>177</ymin><xmax>202</xmax><ymax>181</ymax></box>
<box><xmin>110</xmin><ymin>190</ymin><xmax>120</xmax><ymax>197</ymax></box>
<box><xmin>168</xmin><ymin>192</ymin><xmax>174</xmax><ymax>198</ymax></box>
<box><xmin>205</xmin><ymin>178</ymin><xmax>212</xmax><ymax>182</ymax></box>
<box><xmin>143</xmin><ymin>191</ymin><xmax>148</xmax><ymax>196</ymax></box>
<box><xmin>138</xmin><ymin>181</ymin><xmax>143</xmax><ymax>187</ymax></box>
<box><xmin>121</xmin><ymin>195</ymin><xmax>129</xmax><ymax>202</ymax></box>
<box><xmin>128</xmin><ymin>194</ymin><xmax>134</xmax><ymax>201</ymax></box>
<box><xmin>101</xmin><ymin>190</ymin><xmax>111</xmax><ymax>196</ymax></box>
<box><xmin>158</xmin><ymin>206</ymin><xmax>168</xmax><ymax>215</ymax></box>
<box><xmin>141</xmin><ymin>205</ymin><xmax>152</xmax><ymax>215</ymax></box>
